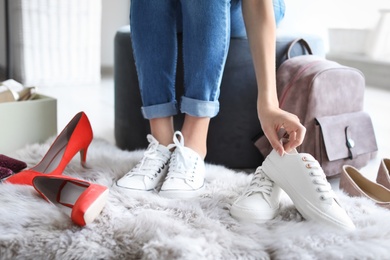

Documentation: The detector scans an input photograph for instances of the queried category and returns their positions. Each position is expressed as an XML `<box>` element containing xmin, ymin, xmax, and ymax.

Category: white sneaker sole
<box><xmin>159</xmin><ymin>185</ymin><xmax>205</xmax><ymax>199</ymax></box>
<box><xmin>230</xmin><ymin>204</ymin><xmax>279</xmax><ymax>222</ymax></box>
<box><xmin>113</xmin><ymin>181</ymin><xmax>159</xmax><ymax>194</ymax></box>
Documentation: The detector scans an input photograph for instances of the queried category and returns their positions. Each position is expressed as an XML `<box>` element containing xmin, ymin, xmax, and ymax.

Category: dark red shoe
<box><xmin>0</xmin><ymin>166</ymin><xmax>13</xmax><ymax>180</ymax></box>
<box><xmin>0</xmin><ymin>154</ymin><xmax>27</xmax><ymax>173</ymax></box>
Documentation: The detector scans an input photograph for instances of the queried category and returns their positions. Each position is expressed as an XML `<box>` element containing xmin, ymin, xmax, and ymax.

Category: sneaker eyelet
<box><xmin>302</xmin><ymin>157</ymin><xmax>307</xmax><ymax>161</ymax></box>
<box><xmin>306</xmin><ymin>164</ymin><xmax>312</xmax><ymax>169</ymax></box>
<box><xmin>309</xmin><ymin>172</ymin><xmax>315</xmax><ymax>176</ymax></box>
<box><xmin>320</xmin><ymin>195</ymin><xmax>326</xmax><ymax>201</ymax></box>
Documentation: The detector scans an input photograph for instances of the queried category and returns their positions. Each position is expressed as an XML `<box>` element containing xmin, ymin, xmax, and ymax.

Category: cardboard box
<box><xmin>0</xmin><ymin>94</ymin><xmax>57</xmax><ymax>154</ymax></box>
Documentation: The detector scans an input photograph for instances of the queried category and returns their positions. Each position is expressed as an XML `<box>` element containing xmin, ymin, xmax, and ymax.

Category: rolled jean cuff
<box><xmin>141</xmin><ymin>101</ymin><xmax>178</xmax><ymax>119</ymax></box>
<box><xmin>180</xmin><ymin>96</ymin><xmax>219</xmax><ymax>118</ymax></box>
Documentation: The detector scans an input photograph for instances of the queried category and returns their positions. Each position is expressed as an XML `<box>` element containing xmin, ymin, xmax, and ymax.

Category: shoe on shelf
<box><xmin>5</xmin><ymin>111</ymin><xmax>93</xmax><ymax>186</ymax></box>
<box><xmin>376</xmin><ymin>158</ymin><xmax>390</xmax><ymax>189</ymax></box>
<box><xmin>340</xmin><ymin>165</ymin><xmax>390</xmax><ymax>209</ymax></box>
<box><xmin>262</xmin><ymin>149</ymin><xmax>356</xmax><ymax>231</ymax></box>
<box><xmin>32</xmin><ymin>175</ymin><xmax>109</xmax><ymax>226</ymax></box>
<box><xmin>230</xmin><ymin>166</ymin><xmax>282</xmax><ymax>222</ymax></box>
<box><xmin>115</xmin><ymin>134</ymin><xmax>171</xmax><ymax>193</ymax></box>
<box><xmin>159</xmin><ymin>131</ymin><xmax>205</xmax><ymax>199</ymax></box>
<box><xmin>0</xmin><ymin>154</ymin><xmax>27</xmax><ymax>173</ymax></box>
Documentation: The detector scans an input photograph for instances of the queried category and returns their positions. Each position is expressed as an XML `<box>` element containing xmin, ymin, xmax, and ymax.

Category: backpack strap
<box><xmin>286</xmin><ymin>38</ymin><xmax>313</xmax><ymax>59</ymax></box>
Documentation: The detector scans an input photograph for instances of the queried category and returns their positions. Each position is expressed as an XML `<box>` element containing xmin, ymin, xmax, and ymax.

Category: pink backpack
<box><xmin>255</xmin><ymin>39</ymin><xmax>378</xmax><ymax>177</ymax></box>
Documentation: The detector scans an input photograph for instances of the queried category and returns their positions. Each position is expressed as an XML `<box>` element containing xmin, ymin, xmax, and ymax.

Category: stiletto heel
<box><xmin>32</xmin><ymin>175</ymin><xmax>108</xmax><ymax>226</ymax></box>
<box><xmin>5</xmin><ymin>111</ymin><xmax>93</xmax><ymax>186</ymax></box>
<box><xmin>80</xmin><ymin>147</ymin><xmax>88</xmax><ymax>167</ymax></box>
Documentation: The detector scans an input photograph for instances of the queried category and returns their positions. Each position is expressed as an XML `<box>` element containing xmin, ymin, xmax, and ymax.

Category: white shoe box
<box><xmin>0</xmin><ymin>94</ymin><xmax>57</xmax><ymax>154</ymax></box>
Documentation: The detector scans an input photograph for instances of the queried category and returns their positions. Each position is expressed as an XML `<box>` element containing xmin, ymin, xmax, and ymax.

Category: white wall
<box><xmin>101</xmin><ymin>0</ymin><xmax>130</xmax><ymax>68</ymax></box>
<box><xmin>278</xmin><ymin>0</ymin><xmax>390</xmax><ymax>51</ymax></box>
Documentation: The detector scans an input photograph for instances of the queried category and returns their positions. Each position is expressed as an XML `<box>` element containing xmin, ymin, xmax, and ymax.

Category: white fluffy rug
<box><xmin>1</xmin><ymin>138</ymin><xmax>390</xmax><ymax>260</ymax></box>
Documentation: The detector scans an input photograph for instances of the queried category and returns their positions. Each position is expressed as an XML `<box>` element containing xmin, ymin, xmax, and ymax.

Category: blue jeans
<box><xmin>130</xmin><ymin>0</ymin><xmax>285</xmax><ymax>119</ymax></box>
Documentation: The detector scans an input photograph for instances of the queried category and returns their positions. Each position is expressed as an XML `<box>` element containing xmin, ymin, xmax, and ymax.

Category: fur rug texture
<box><xmin>1</xmin><ymin>138</ymin><xmax>390</xmax><ymax>260</ymax></box>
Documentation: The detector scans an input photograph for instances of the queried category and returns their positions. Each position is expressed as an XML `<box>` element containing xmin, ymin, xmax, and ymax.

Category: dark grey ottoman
<box><xmin>114</xmin><ymin>25</ymin><xmax>325</xmax><ymax>169</ymax></box>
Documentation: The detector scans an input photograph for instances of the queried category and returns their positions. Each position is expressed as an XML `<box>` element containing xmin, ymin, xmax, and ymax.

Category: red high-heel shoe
<box><xmin>32</xmin><ymin>175</ymin><xmax>108</xmax><ymax>226</ymax></box>
<box><xmin>5</xmin><ymin>111</ymin><xmax>93</xmax><ymax>186</ymax></box>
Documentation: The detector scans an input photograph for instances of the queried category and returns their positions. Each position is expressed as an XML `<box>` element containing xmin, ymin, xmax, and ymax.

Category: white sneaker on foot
<box><xmin>262</xmin><ymin>149</ymin><xmax>356</xmax><ymax>231</ymax></box>
<box><xmin>230</xmin><ymin>167</ymin><xmax>281</xmax><ymax>222</ymax></box>
<box><xmin>159</xmin><ymin>131</ymin><xmax>205</xmax><ymax>199</ymax></box>
<box><xmin>115</xmin><ymin>134</ymin><xmax>171</xmax><ymax>192</ymax></box>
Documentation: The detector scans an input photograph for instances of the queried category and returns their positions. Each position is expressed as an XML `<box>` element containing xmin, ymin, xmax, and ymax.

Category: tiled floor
<box><xmin>38</xmin><ymin>72</ymin><xmax>390</xmax><ymax>189</ymax></box>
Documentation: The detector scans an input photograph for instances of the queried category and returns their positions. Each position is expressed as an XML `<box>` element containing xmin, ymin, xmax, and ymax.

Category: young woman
<box><xmin>115</xmin><ymin>0</ymin><xmax>305</xmax><ymax>199</ymax></box>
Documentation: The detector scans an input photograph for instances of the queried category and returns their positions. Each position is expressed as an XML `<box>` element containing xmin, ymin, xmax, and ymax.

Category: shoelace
<box><xmin>126</xmin><ymin>135</ymin><xmax>169</xmax><ymax>179</ymax></box>
<box><xmin>302</xmin><ymin>155</ymin><xmax>334</xmax><ymax>202</ymax></box>
<box><xmin>166</xmin><ymin>132</ymin><xmax>197</xmax><ymax>182</ymax></box>
<box><xmin>243</xmin><ymin>167</ymin><xmax>274</xmax><ymax>198</ymax></box>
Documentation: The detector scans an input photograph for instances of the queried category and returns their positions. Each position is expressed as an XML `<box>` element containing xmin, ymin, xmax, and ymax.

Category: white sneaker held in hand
<box><xmin>115</xmin><ymin>134</ymin><xmax>171</xmax><ymax>192</ymax></box>
<box><xmin>230</xmin><ymin>166</ymin><xmax>282</xmax><ymax>222</ymax></box>
<box><xmin>159</xmin><ymin>131</ymin><xmax>205</xmax><ymax>199</ymax></box>
<box><xmin>262</xmin><ymin>149</ymin><xmax>356</xmax><ymax>231</ymax></box>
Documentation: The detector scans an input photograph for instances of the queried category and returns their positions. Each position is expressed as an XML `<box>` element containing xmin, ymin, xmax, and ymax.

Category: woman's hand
<box><xmin>242</xmin><ymin>0</ymin><xmax>306</xmax><ymax>155</ymax></box>
<box><xmin>258</xmin><ymin>104</ymin><xmax>306</xmax><ymax>156</ymax></box>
